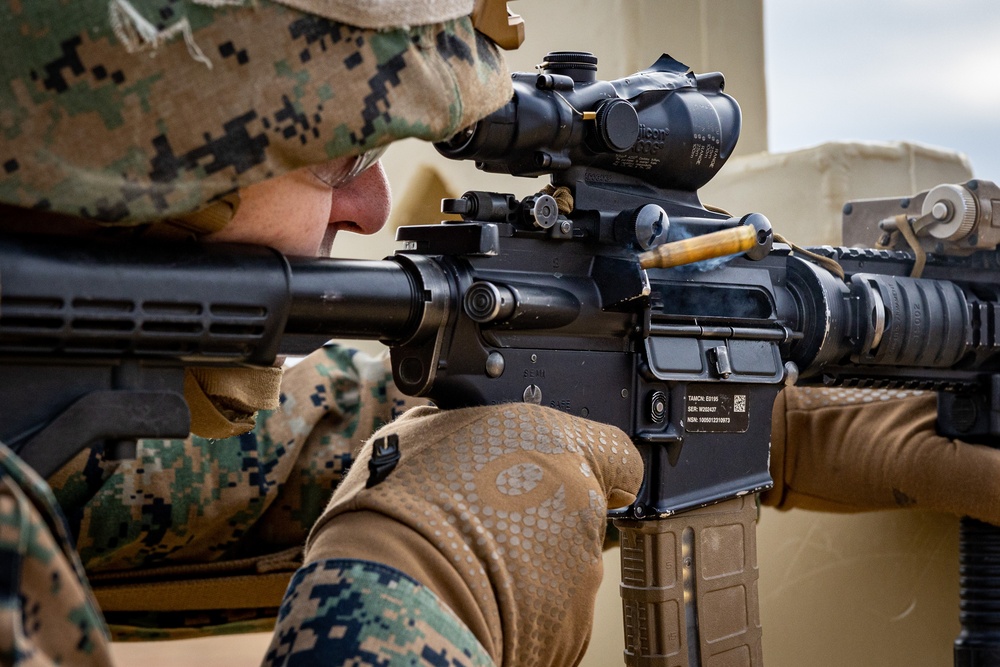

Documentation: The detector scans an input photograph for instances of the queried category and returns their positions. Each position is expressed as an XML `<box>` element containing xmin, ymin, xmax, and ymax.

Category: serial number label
<box><xmin>684</xmin><ymin>387</ymin><xmax>749</xmax><ymax>433</ymax></box>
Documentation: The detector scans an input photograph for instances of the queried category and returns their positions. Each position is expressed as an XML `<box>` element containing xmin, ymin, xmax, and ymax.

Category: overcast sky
<box><xmin>764</xmin><ymin>0</ymin><xmax>1000</xmax><ymax>178</ymax></box>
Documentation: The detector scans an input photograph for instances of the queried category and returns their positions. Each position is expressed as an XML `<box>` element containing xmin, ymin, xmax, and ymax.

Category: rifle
<box><xmin>2</xmin><ymin>51</ymin><xmax>1000</xmax><ymax>665</ymax></box>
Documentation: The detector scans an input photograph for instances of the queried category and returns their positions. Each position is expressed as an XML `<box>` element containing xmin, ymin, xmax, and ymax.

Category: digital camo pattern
<box><xmin>43</xmin><ymin>344</ymin><xmax>427</xmax><ymax>638</ymax></box>
<box><xmin>52</xmin><ymin>344</ymin><xmax>420</xmax><ymax>567</ymax></box>
<box><xmin>264</xmin><ymin>559</ymin><xmax>492</xmax><ymax>667</ymax></box>
<box><xmin>0</xmin><ymin>445</ymin><xmax>111</xmax><ymax>665</ymax></box>
<box><xmin>0</xmin><ymin>1</ymin><xmax>511</xmax><ymax>223</ymax></box>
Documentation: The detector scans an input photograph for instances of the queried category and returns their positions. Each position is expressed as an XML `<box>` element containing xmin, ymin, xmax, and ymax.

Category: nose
<box><xmin>328</xmin><ymin>161</ymin><xmax>392</xmax><ymax>237</ymax></box>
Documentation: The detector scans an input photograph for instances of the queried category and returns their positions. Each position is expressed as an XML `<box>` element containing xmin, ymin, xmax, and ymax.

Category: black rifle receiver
<box><xmin>3</xmin><ymin>52</ymin><xmax>1000</xmax><ymax>665</ymax></box>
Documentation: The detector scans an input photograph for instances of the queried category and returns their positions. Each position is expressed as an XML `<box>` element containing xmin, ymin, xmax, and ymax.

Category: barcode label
<box><xmin>685</xmin><ymin>386</ymin><xmax>750</xmax><ymax>433</ymax></box>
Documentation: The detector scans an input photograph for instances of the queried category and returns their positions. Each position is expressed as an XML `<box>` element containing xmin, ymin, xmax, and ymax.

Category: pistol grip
<box><xmin>614</xmin><ymin>496</ymin><xmax>762</xmax><ymax>666</ymax></box>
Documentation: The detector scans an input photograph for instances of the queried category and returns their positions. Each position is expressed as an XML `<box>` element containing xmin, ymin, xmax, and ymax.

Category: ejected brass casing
<box><xmin>639</xmin><ymin>225</ymin><xmax>757</xmax><ymax>269</ymax></box>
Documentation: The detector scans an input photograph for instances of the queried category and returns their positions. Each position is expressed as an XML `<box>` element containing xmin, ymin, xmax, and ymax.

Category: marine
<box><xmin>1</xmin><ymin>2</ymin><xmax>1000</xmax><ymax>666</ymax></box>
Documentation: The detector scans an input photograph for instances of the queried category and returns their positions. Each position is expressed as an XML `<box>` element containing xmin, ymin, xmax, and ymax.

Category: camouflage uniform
<box><xmin>0</xmin><ymin>0</ymin><xmax>511</xmax><ymax>663</ymax></box>
<box><xmin>0</xmin><ymin>446</ymin><xmax>110</xmax><ymax>666</ymax></box>
<box><xmin>5</xmin><ymin>343</ymin><xmax>492</xmax><ymax>663</ymax></box>
<box><xmin>263</xmin><ymin>560</ymin><xmax>491</xmax><ymax>666</ymax></box>
<box><xmin>0</xmin><ymin>0</ymin><xmax>510</xmax><ymax>225</ymax></box>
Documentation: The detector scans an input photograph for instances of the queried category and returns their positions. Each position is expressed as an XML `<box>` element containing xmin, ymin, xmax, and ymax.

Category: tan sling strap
<box><xmin>90</xmin><ymin>547</ymin><xmax>300</xmax><ymax>611</ymax></box>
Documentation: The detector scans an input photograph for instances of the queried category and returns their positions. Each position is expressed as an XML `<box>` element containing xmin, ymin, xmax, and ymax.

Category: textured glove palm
<box><xmin>305</xmin><ymin>403</ymin><xmax>643</xmax><ymax>667</ymax></box>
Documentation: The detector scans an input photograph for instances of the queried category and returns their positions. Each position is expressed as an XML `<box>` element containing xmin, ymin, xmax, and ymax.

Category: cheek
<box><xmin>207</xmin><ymin>169</ymin><xmax>333</xmax><ymax>256</ymax></box>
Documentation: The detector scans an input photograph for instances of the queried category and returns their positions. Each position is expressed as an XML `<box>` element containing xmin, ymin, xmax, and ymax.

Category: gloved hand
<box><xmin>304</xmin><ymin>403</ymin><xmax>643</xmax><ymax>667</ymax></box>
<box><xmin>763</xmin><ymin>385</ymin><xmax>1000</xmax><ymax>525</ymax></box>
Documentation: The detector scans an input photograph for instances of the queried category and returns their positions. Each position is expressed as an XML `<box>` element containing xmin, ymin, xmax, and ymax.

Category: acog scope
<box><xmin>435</xmin><ymin>51</ymin><xmax>741</xmax><ymax>193</ymax></box>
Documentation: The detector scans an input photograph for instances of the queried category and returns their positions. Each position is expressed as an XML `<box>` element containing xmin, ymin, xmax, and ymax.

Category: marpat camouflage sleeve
<box><xmin>44</xmin><ymin>344</ymin><xmax>429</xmax><ymax>639</ymax></box>
<box><xmin>0</xmin><ymin>445</ymin><xmax>111</xmax><ymax>665</ymax></box>
<box><xmin>264</xmin><ymin>560</ymin><xmax>494</xmax><ymax>667</ymax></box>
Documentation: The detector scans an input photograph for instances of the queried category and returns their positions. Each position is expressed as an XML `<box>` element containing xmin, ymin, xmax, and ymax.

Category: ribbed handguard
<box><xmin>614</xmin><ymin>496</ymin><xmax>762</xmax><ymax>667</ymax></box>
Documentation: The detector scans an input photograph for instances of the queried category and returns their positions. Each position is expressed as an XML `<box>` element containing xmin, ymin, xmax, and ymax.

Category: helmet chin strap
<box><xmin>159</xmin><ymin>192</ymin><xmax>241</xmax><ymax>238</ymax></box>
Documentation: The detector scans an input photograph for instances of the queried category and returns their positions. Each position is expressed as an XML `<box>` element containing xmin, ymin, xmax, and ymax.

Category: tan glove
<box><xmin>764</xmin><ymin>385</ymin><xmax>1000</xmax><ymax>525</ymax></box>
<box><xmin>184</xmin><ymin>366</ymin><xmax>283</xmax><ymax>438</ymax></box>
<box><xmin>305</xmin><ymin>403</ymin><xmax>643</xmax><ymax>667</ymax></box>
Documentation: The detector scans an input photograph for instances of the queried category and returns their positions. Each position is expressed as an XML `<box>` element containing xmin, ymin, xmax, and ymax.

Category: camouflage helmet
<box><xmin>0</xmin><ymin>0</ymin><xmax>513</xmax><ymax>228</ymax></box>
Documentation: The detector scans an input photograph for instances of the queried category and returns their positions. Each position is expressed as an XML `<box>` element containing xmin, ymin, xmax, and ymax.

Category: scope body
<box><xmin>436</xmin><ymin>51</ymin><xmax>740</xmax><ymax>195</ymax></box>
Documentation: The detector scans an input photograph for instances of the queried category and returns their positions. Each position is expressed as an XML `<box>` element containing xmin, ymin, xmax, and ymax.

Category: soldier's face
<box><xmin>205</xmin><ymin>156</ymin><xmax>391</xmax><ymax>256</ymax></box>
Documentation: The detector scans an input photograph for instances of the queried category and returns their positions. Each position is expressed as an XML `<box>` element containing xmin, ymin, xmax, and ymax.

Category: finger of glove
<box><xmin>573</xmin><ymin>416</ymin><xmax>643</xmax><ymax>510</ymax></box>
<box><xmin>759</xmin><ymin>388</ymin><xmax>789</xmax><ymax>509</ymax></box>
<box><xmin>880</xmin><ymin>430</ymin><xmax>1000</xmax><ymax>525</ymax></box>
<box><xmin>776</xmin><ymin>386</ymin><xmax>934</xmax><ymax>511</ymax></box>
<box><xmin>774</xmin><ymin>386</ymin><xmax>1000</xmax><ymax>523</ymax></box>
<box><xmin>184</xmin><ymin>370</ymin><xmax>258</xmax><ymax>438</ymax></box>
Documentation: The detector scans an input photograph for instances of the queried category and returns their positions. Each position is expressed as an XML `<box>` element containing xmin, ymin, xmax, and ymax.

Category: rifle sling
<box><xmin>93</xmin><ymin>571</ymin><xmax>293</xmax><ymax>611</ymax></box>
